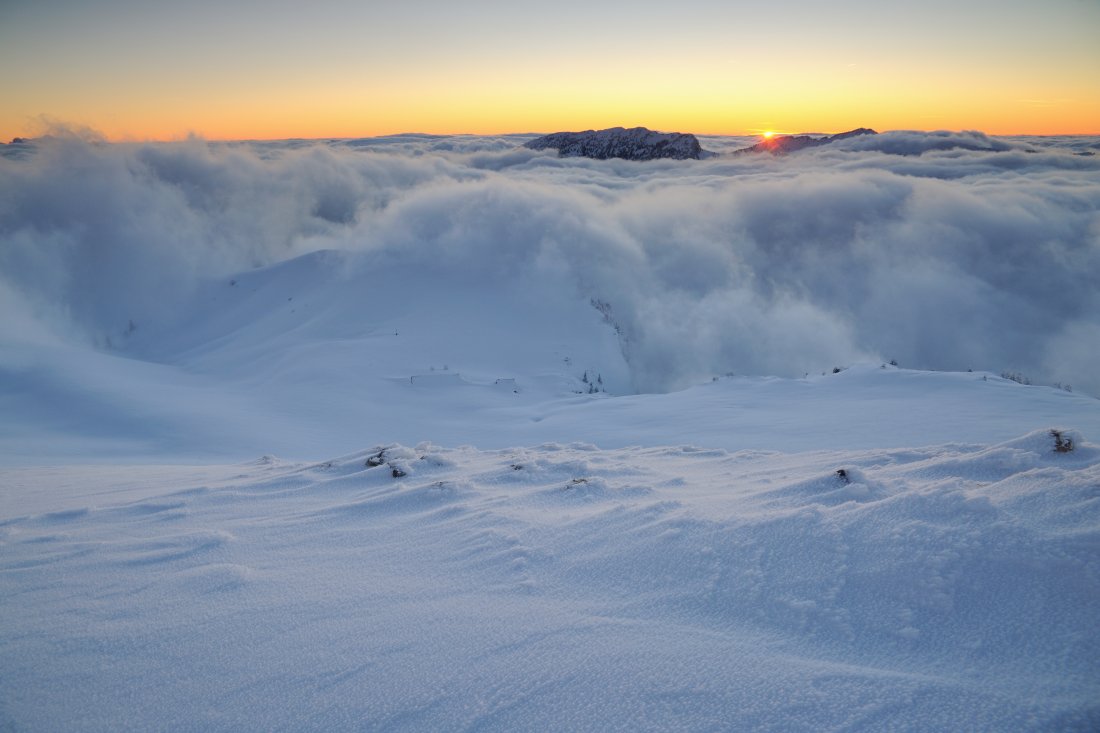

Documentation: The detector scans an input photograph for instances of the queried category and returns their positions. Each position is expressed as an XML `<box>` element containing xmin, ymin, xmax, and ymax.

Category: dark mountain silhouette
<box><xmin>525</xmin><ymin>126</ymin><xmax>709</xmax><ymax>160</ymax></box>
<box><xmin>736</xmin><ymin>128</ymin><xmax>877</xmax><ymax>154</ymax></box>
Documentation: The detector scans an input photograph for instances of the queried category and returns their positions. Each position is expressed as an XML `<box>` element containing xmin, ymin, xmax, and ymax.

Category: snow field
<box><xmin>2</xmin><ymin>429</ymin><xmax>1097</xmax><ymax>731</ymax></box>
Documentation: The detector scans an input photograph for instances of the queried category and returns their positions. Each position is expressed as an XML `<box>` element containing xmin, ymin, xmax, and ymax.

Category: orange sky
<box><xmin>2</xmin><ymin>0</ymin><xmax>1098</xmax><ymax>141</ymax></box>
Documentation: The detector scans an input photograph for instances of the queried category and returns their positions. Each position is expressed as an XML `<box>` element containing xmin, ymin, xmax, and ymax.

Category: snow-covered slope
<box><xmin>3</xmin><ymin>429</ymin><xmax>1098</xmax><ymax>731</ymax></box>
<box><xmin>3</xmin><ymin>246</ymin><xmax>1098</xmax><ymax>464</ymax></box>
<box><xmin>2</xmin><ymin>132</ymin><xmax>1099</xmax><ymax>731</ymax></box>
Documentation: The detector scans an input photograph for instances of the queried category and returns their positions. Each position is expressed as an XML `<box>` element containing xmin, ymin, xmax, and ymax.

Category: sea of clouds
<box><xmin>2</xmin><ymin>128</ymin><xmax>1098</xmax><ymax>394</ymax></box>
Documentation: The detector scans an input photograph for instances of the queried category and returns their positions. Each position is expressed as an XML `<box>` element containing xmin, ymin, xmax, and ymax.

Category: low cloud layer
<box><xmin>2</xmin><ymin>129</ymin><xmax>1098</xmax><ymax>395</ymax></box>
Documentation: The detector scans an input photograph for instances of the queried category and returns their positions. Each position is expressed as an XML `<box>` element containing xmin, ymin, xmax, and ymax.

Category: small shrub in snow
<box><xmin>1050</xmin><ymin>429</ymin><xmax>1074</xmax><ymax>453</ymax></box>
<box><xmin>580</xmin><ymin>370</ymin><xmax>607</xmax><ymax>394</ymax></box>
<box><xmin>589</xmin><ymin>298</ymin><xmax>624</xmax><ymax>337</ymax></box>
<box><xmin>1001</xmin><ymin>371</ymin><xmax>1032</xmax><ymax>386</ymax></box>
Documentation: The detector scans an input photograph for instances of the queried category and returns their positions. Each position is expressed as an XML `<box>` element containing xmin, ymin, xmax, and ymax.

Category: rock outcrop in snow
<box><xmin>736</xmin><ymin>127</ymin><xmax>877</xmax><ymax>154</ymax></box>
<box><xmin>525</xmin><ymin>126</ymin><xmax>709</xmax><ymax>160</ymax></box>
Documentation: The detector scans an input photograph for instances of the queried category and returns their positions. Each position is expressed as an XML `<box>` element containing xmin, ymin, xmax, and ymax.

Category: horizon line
<box><xmin>6</xmin><ymin>127</ymin><xmax>1100</xmax><ymax>145</ymax></box>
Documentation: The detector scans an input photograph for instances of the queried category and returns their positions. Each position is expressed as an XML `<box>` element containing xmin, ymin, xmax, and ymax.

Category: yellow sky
<box><xmin>2</xmin><ymin>0</ymin><xmax>1098</xmax><ymax>141</ymax></box>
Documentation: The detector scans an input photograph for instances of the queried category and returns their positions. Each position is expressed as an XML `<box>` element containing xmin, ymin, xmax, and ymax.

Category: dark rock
<box><xmin>1051</xmin><ymin>429</ymin><xmax>1074</xmax><ymax>453</ymax></box>
<box><xmin>525</xmin><ymin>126</ymin><xmax>709</xmax><ymax>161</ymax></box>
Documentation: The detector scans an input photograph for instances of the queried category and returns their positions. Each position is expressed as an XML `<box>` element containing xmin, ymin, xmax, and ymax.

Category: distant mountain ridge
<box><xmin>736</xmin><ymin>128</ymin><xmax>878</xmax><ymax>154</ymax></box>
<box><xmin>525</xmin><ymin>126</ymin><xmax>709</xmax><ymax>160</ymax></box>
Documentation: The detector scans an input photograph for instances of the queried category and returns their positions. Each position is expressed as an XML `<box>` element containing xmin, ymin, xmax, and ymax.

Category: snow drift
<box><xmin>2</xmin><ymin>429</ymin><xmax>1098</xmax><ymax>731</ymax></box>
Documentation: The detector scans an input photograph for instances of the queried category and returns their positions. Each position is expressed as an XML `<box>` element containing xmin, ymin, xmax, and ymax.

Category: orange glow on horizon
<box><xmin>3</xmin><ymin>40</ymin><xmax>1099</xmax><ymax>142</ymax></box>
<box><xmin>8</xmin><ymin>106</ymin><xmax>1098</xmax><ymax>144</ymax></box>
<box><xmin>2</xmin><ymin>42</ymin><xmax>1099</xmax><ymax>142</ymax></box>
<box><xmin>3</xmin><ymin>0</ymin><xmax>1098</xmax><ymax>143</ymax></box>
<box><xmin>3</xmin><ymin>72</ymin><xmax>1099</xmax><ymax>142</ymax></box>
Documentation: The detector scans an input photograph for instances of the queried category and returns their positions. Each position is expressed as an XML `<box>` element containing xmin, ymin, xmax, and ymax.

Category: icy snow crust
<box><xmin>2</xmin><ymin>131</ymin><xmax>1100</xmax><ymax>731</ymax></box>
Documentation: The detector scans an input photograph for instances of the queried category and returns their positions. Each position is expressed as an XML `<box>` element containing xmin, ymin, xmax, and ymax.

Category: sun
<box><xmin>763</xmin><ymin>131</ymin><xmax>776</xmax><ymax>139</ymax></box>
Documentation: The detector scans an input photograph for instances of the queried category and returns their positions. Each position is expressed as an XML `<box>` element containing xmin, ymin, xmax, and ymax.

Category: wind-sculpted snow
<box><xmin>2</xmin><ymin>130</ymin><xmax>1099</xmax><ymax>397</ymax></box>
<box><xmin>1</xmin><ymin>430</ymin><xmax>1097</xmax><ymax>731</ymax></box>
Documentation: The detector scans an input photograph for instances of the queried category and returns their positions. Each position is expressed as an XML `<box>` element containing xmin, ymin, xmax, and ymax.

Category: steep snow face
<box><xmin>2</xmin><ymin>429</ymin><xmax>1098</xmax><ymax>731</ymax></box>
<box><xmin>525</xmin><ymin>126</ymin><xmax>708</xmax><ymax>160</ymax></box>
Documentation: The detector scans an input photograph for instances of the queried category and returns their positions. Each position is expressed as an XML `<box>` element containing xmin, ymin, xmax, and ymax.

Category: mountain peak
<box><xmin>737</xmin><ymin>127</ymin><xmax>877</xmax><ymax>154</ymax></box>
<box><xmin>525</xmin><ymin>126</ymin><xmax>709</xmax><ymax>160</ymax></box>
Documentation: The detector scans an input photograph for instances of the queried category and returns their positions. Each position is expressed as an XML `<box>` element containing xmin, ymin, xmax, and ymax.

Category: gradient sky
<box><xmin>2</xmin><ymin>0</ymin><xmax>1098</xmax><ymax>141</ymax></box>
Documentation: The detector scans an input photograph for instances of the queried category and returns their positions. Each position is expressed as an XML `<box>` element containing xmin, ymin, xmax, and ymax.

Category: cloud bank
<box><xmin>2</xmin><ymin>130</ymin><xmax>1098</xmax><ymax>394</ymax></box>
